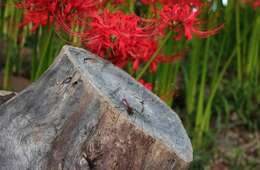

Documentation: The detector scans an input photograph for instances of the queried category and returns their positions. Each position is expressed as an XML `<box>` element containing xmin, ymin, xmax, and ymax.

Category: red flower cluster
<box><xmin>85</xmin><ymin>10</ymin><xmax>161</xmax><ymax>72</ymax></box>
<box><xmin>254</xmin><ymin>1</ymin><xmax>260</xmax><ymax>8</ymax></box>
<box><xmin>17</xmin><ymin>0</ymin><xmax>224</xmax><ymax>91</ymax></box>
<box><xmin>158</xmin><ymin>2</ymin><xmax>223</xmax><ymax>40</ymax></box>
<box><xmin>16</xmin><ymin>0</ymin><xmax>56</xmax><ymax>31</ymax></box>
<box><xmin>17</xmin><ymin>0</ymin><xmax>98</xmax><ymax>31</ymax></box>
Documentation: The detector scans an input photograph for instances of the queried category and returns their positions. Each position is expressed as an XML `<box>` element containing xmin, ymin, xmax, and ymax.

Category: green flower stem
<box><xmin>247</xmin><ymin>15</ymin><xmax>259</xmax><ymax>78</ymax></box>
<box><xmin>129</xmin><ymin>0</ymin><xmax>135</xmax><ymax>13</ymax></box>
<box><xmin>185</xmin><ymin>38</ymin><xmax>201</xmax><ymax>114</ymax></box>
<box><xmin>3</xmin><ymin>44</ymin><xmax>11</xmax><ymax>89</ymax></box>
<box><xmin>136</xmin><ymin>31</ymin><xmax>172</xmax><ymax>80</ymax></box>
<box><xmin>236</xmin><ymin>2</ymin><xmax>242</xmax><ymax>82</ymax></box>
<box><xmin>3</xmin><ymin>2</ymin><xmax>21</xmax><ymax>89</ymax></box>
<box><xmin>31</xmin><ymin>29</ymin><xmax>39</xmax><ymax>80</ymax></box>
<box><xmin>0</xmin><ymin>2</ymin><xmax>4</xmax><ymax>34</ymax></box>
<box><xmin>195</xmin><ymin>38</ymin><xmax>211</xmax><ymax>131</ymax></box>
<box><xmin>35</xmin><ymin>27</ymin><xmax>54</xmax><ymax>80</ymax></box>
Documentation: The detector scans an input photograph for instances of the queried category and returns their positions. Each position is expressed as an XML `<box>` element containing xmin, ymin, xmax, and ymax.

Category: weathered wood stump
<box><xmin>0</xmin><ymin>90</ymin><xmax>16</xmax><ymax>105</ymax></box>
<box><xmin>0</xmin><ymin>46</ymin><xmax>192</xmax><ymax>170</ymax></box>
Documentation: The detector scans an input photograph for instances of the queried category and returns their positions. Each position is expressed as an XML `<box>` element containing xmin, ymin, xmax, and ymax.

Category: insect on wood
<box><xmin>83</xmin><ymin>57</ymin><xmax>97</xmax><ymax>64</ymax></box>
<box><xmin>62</xmin><ymin>76</ymin><xmax>72</xmax><ymax>84</ymax></box>
<box><xmin>121</xmin><ymin>98</ymin><xmax>144</xmax><ymax>116</ymax></box>
<box><xmin>122</xmin><ymin>98</ymin><xmax>134</xmax><ymax>116</ymax></box>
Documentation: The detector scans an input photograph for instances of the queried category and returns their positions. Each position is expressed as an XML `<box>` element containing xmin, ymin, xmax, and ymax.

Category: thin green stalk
<box><xmin>236</xmin><ymin>2</ymin><xmax>242</xmax><ymax>82</ymax></box>
<box><xmin>3</xmin><ymin>2</ymin><xmax>20</xmax><ymax>89</ymax></box>
<box><xmin>194</xmin><ymin>16</ymin><xmax>254</xmax><ymax>146</ymax></box>
<box><xmin>15</xmin><ymin>27</ymin><xmax>27</xmax><ymax>75</ymax></box>
<box><xmin>71</xmin><ymin>25</ymin><xmax>82</xmax><ymax>46</ymax></box>
<box><xmin>156</xmin><ymin>63</ymin><xmax>179</xmax><ymax>105</ymax></box>
<box><xmin>195</xmin><ymin>38</ymin><xmax>211</xmax><ymax>130</ymax></box>
<box><xmin>48</xmin><ymin>36</ymin><xmax>64</xmax><ymax>66</ymax></box>
<box><xmin>185</xmin><ymin>38</ymin><xmax>201</xmax><ymax>114</ymax></box>
<box><xmin>31</xmin><ymin>29</ymin><xmax>39</xmax><ymax>80</ymax></box>
<box><xmin>247</xmin><ymin>15</ymin><xmax>260</xmax><ymax>78</ymax></box>
<box><xmin>194</xmin><ymin>45</ymin><xmax>236</xmax><ymax>147</ymax></box>
<box><xmin>211</xmin><ymin>37</ymin><xmax>227</xmax><ymax>89</ymax></box>
<box><xmin>164</xmin><ymin>41</ymin><xmax>185</xmax><ymax>104</ymax></box>
<box><xmin>202</xmin><ymin>49</ymin><xmax>236</xmax><ymax>132</ymax></box>
<box><xmin>154</xmin><ymin>37</ymin><xmax>182</xmax><ymax>105</ymax></box>
<box><xmin>13</xmin><ymin>9</ymin><xmax>23</xmax><ymax>74</ymax></box>
<box><xmin>3</xmin><ymin>44</ymin><xmax>11</xmax><ymax>89</ymax></box>
<box><xmin>136</xmin><ymin>31</ymin><xmax>172</xmax><ymax>80</ymax></box>
<box><xmin>168</xmin><ymin>64</ymin><xmax>180</xmax><ymax>105</ymax></box>
<box><xmin>158</xmin><ymin>64</ymin><xmax>170</xmax><ymax>96</ymax></box>
<box><xmin>35</xmin><ymin>27</ymin><xmax>54</xmax><ymax>79</ymax></box>
<box><xmin>0</xmin><ymin>2</ymin><xmax>5</xmax><ymax>34</ymax></box>
<box><xmin>129</xmin><ymin>0</ymin><xmax>135</xmax><ymax>13</ymax></box>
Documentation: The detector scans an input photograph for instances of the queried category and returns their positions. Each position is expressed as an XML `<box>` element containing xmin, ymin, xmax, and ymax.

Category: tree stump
<box><xmin>0</xmin><ymin>90</ymin><xmax>16</xmax><ymax>105</ymax></box>
<box><xmin>0</xmin><ymin>45</ymin><xmax>193</xmax><ymax>170</ymax></box>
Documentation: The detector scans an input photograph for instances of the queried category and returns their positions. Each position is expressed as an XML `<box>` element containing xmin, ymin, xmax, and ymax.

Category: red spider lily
<box><xmin>17</xmin><ymin>0</ymin><xmax>57</xmax><ymax>31</ymax></box>
<box><xmin>254</xmin><ymin>1</ymin><xmax>260</xmax><ymax>8</ymax></box>
<box><xmin>138</xmin><ymin>79</ymin><xmax>153</xmax><ymax>91</ymax></box>
<box><xmin>17</xmin><ymin>0</ymin><xmax>98</xmax><ymax>32</ymax></box>
<box><xmin>159</xmin><ymin>3</ymin><xmax>223</xmax><ymax>40</ymax></box>
<box><xmin>16</xmin><ymin>0</ymin><xmax>222</xmax><ymax>77</ymax></box>
<box><xmin>84</xmin><ymin>10</ymin><xmax>161</xmax><ymax>72</ymax></box>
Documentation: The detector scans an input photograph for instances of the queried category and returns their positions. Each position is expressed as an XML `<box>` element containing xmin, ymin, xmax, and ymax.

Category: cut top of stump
<box><xmin>63</xmin><ymin>46</ymin><xmax>193</xmax><ymax>162</ymax></box>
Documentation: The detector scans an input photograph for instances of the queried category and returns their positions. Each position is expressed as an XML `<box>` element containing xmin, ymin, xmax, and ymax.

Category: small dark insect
<box><xmin>140</xmin><ymin>100</ymin><xmax>144</xmax><ymax>113</ymax></box>
<box><xmin>62</xmin><ymin>76</ymin><xmax>72</xmax><ymax>84</ymax></box>
<box><xmin>83</xmin><ymin>57</ymin><xmax>96</xmax><ymax>63</ymax></box>
<box><xmin>72</xmin><ymin>80</ymin><xmax>78</xmax><ymax>86</ymax></box>
<box><xmin>82</xmin><ymin>151</ymin><xmax>104</xmax><ymax>169</ymax></box>
<box><xmin>122</xmin><ymin>98</ymin><xmax>134</xmax><ymax>115</ymax></box>
<box><xmin>82</xmin><ymin>153</ymin><xmax>95</xmax><ymax>169</ymax></box>
<box><xmin>122</xmin><ymin>98</ymin><xmax>145</xmax><ymax>116</ymax></box>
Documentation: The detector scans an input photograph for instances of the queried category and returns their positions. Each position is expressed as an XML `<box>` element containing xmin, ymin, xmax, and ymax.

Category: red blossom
<box><xmin>16</xmin><ymin>0</ymin><xmax>223</xmax><ymax>78</ymax></box>
<box><xmin>159</xmin><ymin>3</ymin><xmax>223</xmax><ymax>40</ymax></box>
<box><xmin>254</xmin><ymin>1</ymin><xmax>260</xmax><ymax>8</ymax></box>
<box><xmin>17</xmin><ymin>0</ymin><xmax>99</xmax><ymax>32</ymax></box>
<box><xmin>84</xmin><ymin>10</ymin><xmax>161</xmax><ymax>72</ymax></box>
<box><xmin>16</xmin><ymin>0</ymin><xmax>57</xmax><ymax>31</ymax></box>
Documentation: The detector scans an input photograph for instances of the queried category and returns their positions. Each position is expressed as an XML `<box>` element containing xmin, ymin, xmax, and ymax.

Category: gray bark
<box><xmin>0</xmin><ymin>45</ymin><xmax>193</xmax><ymax>170</ymax></box>
<box><xmin>0</xmin><ymin>90</ymin><xmax>16</xmax><ymax>105</ymax></box>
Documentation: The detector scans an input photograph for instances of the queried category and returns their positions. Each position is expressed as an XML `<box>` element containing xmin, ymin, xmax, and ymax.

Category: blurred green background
<box><xmin>0</xmin><ymin>0</ymin><xmax>259</xmax><ymax>169</ymax></box>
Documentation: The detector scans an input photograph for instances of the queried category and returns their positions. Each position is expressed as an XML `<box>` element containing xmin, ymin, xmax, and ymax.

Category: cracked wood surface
<box><xmin>0</xmin><ymin>45</ymin><xmax>192</xmax><ymax>170</ymax></box>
